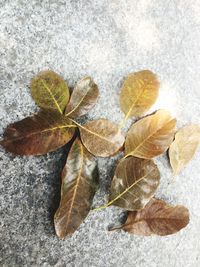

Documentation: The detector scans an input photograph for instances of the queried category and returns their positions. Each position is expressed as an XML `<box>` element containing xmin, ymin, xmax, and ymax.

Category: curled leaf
<box><xmin>0</xmin><ymin>111</ymin><xmax>76</xmax><ymax>155</ymax></box>
<box><xmin>109</xmin><ymin>157</ymin><xmax>160</xmax><ymax>210</ymax></box>
<box><xmin>125</xmin><ymin>110</ymin><xmax>176</xmax><ymax>159</ymax></box>
<box><xmin>110</xmin><ymin>198</ymin><xmax>189</xmax><ymax>236</ymax></box>
<box><xmin>65</xmin><ymin>77</ymin><xmax>99</xmax><ymax>118</ymax></box>
<box><xmin>120</xmin><ymin>70</ymin><xmax>159</xmax><ymax>118</ymax></box>
<box><xmin>79</xmin><ymin>119</ymin><xmax>125</xmax><ymax>157</ymax></box>
<box><xmin>169</xmin><ymin>124</ymin><xmax>200</xmax><ymax>174</ymax></box>
<box><xmin>31</xmin><ymin>70</ymin><xmax>69</xmax><ymax>114</ymax></box>
<box><xmin>54</xmin><ymin>139</ymin><xmax>99</xmax><ymax>238</ymax></box>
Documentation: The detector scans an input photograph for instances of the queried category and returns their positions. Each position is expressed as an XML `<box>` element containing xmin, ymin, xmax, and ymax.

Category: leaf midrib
<box><xmin>66</xmin><ymin>143</ymin><xmax>84</xmax><ymax>227</ymax></box>
<box><xmin>41</xmin><ymin>79</ymin><xmax>63</xmax><ymax>114</ymax></box>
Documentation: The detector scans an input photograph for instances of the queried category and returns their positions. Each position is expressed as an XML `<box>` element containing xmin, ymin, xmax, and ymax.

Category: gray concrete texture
<box><xmin>0</xmin><ymin>0</ymin><xmax>200</xmax><ymax>266</ymax></box>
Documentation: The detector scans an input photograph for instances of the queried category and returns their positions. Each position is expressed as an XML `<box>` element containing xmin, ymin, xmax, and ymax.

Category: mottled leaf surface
<box><xmin>109</xmin><ymin>157</ymin><xmax>160</xmax><ymax>210</ymax></box>
<box><xmin>120</xmin><ymin>70</ymin><xmax>159</xmax><ymax>118</ymax></box>
<box><xmin>31</xmin><ymin>70</ymin><xmax>69</xmax><ymax>114</ymax></box>
<box><xmin>125</xmin><ymin>110</ymin><xmax>176</xmax><ymax>159</ymax></box>
<box><xmin>169</xmin><ymin>124</ymin><xmax>200</xmax><ymax>174</ymax></box>
<box><xmin>79</xmin><ymin>119</ymin><xmax>125</xmax><ymax>157</ymax></box>
<box><xmin>65</xmin><ymin>77</ymin><xmax>99</xmax><ymax>118</ymax></box>
<box><xmin>0</xmin><ymin>111</ymin><xmax>75</xmax><ymax>155</ymax></box>
<box><xmin>54</xmin><ymin>139</ymin><xmax>99</xmax><ymax>238</ymax></box>
<box><xmin>110</xmin><ymin>198</ymin><xmax>189</xmax><ymax>236</ymax></box>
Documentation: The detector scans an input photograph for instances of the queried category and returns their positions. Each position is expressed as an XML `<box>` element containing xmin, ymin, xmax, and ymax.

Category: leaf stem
<box><xmin>92</xmin><ymin>203</ymin><xmax>111</xmax><ymax>212</ymax></box>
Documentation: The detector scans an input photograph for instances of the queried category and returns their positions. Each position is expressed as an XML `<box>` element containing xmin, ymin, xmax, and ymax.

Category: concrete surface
<box><xmin>0</xmin><ymin>0</ymin><xmax>200</xmax><ymax>266</ymax></box>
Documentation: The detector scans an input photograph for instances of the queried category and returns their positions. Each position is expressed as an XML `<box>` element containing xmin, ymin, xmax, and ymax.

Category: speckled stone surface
<box><xmin>0</xmin><ymin>1</ymin><xmax>200</xmax><ymax>266</ymax></box>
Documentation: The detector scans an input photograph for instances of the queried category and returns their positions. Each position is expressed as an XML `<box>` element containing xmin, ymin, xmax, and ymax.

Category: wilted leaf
<box><xmin>125</xmin><ymin>110</ymin><xmax>176</xmax><ymax>159</ymax></box>
<box><xmin>65</xmin><ymin>77</ymin><xmax>99</xmax><ymax>118</ymax></box>
<box><xmin>54</xmin><ymin>139</ymin><xmax>99</xmax><ymax>238</ymax></box>
<box><xmin>79</xmin><ymin>119</ymin><xmax>125</xmax><ymax>157</ymax></box>
<box><xmin>0</xmin><ymin>111</ymin><xmax>76</xmax><ymax>155</ymax></box>
<box><xmin>169</xmin><ymin>124</ymin><xmax>200</xmax><ymax>174</ymax></box>
<box><xmin>109</xmin><ymin>157</ymin><xmax>160</xmax><ymax>210</ymax></box>
<box><xmin>31</xmin><ymin>70</ymin><xmax>69</xmax><ymax>114</ymax></box>
<box><xmin>110</xmin><ymin>198</ymin><xmax>189</xmax><ymax>236</ymax></box>
<box><xmin>120</xmin><ymin>70</ymin><xmax>159</xmax><ymax>118</ymax></box>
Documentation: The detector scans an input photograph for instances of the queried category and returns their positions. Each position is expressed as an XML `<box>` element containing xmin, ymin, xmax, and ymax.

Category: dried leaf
<box><xmin>0</xmin><ymin>111</ymin><xmax>75</xmax><ymax>155</ymax></box>
<box><xmin>110</xmin><ymin>198</ymin><xmax>189</xmax><ymax>236</ymax></box>
<box><xmin>109</xmin><ymin>157</ymin><xmax>160</xmax><ymax>210</ymax></box>
<box><xmin>169</xmin><ymin>124</ymin><xmax>200</xmax><ymax>174</ymax></box>
<box><xmin>65</xmin><ymin>77</ymin><xmax>99</xmax><ymax>118</ymax></box>
<box><xmin>31</xmin><ymin>70</ymin><xmax>69</xmax><ymax>114</ymax></box>
<box><xmin>120</xmin><ymin>70</ymin><xmax>159</xmax><ymax>118</ymax></box>
<box><xmin>125</xmin><ymin>110</ymin><xmax>176</xmax><ymax>159</ymax></box>
<box><xmin>54</xmin><ymin>139</ymin><xmax>99</xmax><ymax>238</ymax></box>
<box><xmin>79</xmin><ymin>119</ymin><xmax>125</xmax><ymax>157</ymax></box>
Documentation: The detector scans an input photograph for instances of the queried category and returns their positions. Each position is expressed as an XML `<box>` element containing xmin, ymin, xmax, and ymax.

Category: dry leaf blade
<box><xmin>79</xmin><ymin>119</ymin><xmax>125</xmax><ymax>157</ymax></box>
<box><xmin>125</xmin><ymin>109</ymin><xmax>176</xmax><ymax>159</ymax></box>
<box><xmin>65</xmin><ymin>77</ymin><xmax>99</xmax><ymax>118</ymax></box>
<box><xmin>31</xmin><ymin>70</ymin><xmax>69</xmax><ymax>114</ymax></box>
<box><xmin>54</xmin><ymin>139</ymin><xmax>99</xmax><ymax>238</ymax></box>
<box><xmin>110</xmin><ymin>198</ymin><xmax>189</xmax><ymax>236</ymax></box>
<box><xmin>169</xmin><ymin>124</ymin><xmax>200</xmax><ymax>174</ymax></box>
<box><xmin>0</xmin><ymin>111</ymin><xmax>75</xmax><ymax>155</ymax></box>
<box><xmin>109</xmin><ymin>157</ymin><xmax>160</xmax><ymax>210</ymax></box>
<box><xmin>120</xmin><ymin>70</ymin><xmax>159</xmax><ymax>118</ymax></box>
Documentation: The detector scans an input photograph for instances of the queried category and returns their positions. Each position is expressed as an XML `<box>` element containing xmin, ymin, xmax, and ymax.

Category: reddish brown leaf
<box><xmin>0</xmin><ymin>111</ymin><xmax>76</xmax><ymax>155</ymax></box>
<box><xmin>110</xmin><ymin>198</ymin><xmax>189</xmax><ymax>236</ymax></box>
<box><xmin>65</xmin><ymin>77</ymin><xmax>99</xmax><ymax>118</ymax></box>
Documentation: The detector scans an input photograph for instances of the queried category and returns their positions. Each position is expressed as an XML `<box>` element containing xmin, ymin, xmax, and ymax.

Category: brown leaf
<box><xmin>110</xmin><ymin>198</ymin><xmax>189</xmax><ymax>236</ymax></box>
<box><xmin>125</xmin><ymin>110</ymin><xmax>176</xmax><ymax>159</ymax></box>
<box><xmin>109</xmin><ymin>157</ymin><xmax>160</xmax><ymax>210</ymax></box>
<box><xmin>169</xmin><ymin>124</ymin><xmax>200</xmax><ymax>174</ymax></box>
<box><xmin>120</xmin><ymin>70</ymin><xmax>159</xmax><ymax>118</ymax></box>
<box><xmin>54</xmin><ymin>139</ymin><xmax>99</xmax><ymax>238</ymax></box>
<box><xmin>0</xmin><ymin>111</ymin><xmax>76</xmax><ymax>155</ymax></box>
<box><xmin>31</xmin><ymin>70</ymin><xmax>70</xmax><ymax>114</ymax></box>
<box><xmin>65</xmin><ymin>77</ymin><xmax>99</xmax><ymax>118</ymax></box>
<box><xmin>79</xmin><ymin>119</ymin><xmax>125</xmax><ymax>157</ymax></box>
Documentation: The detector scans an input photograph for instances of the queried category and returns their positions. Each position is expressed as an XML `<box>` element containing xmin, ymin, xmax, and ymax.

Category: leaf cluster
<box><xmin>1</xmin><ymin>70</ymin><xmax>200</xmax><ymax>238</ymax></box>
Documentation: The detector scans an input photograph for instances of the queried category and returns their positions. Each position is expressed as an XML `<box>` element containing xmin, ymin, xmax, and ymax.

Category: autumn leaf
<box><xmin>0</xmin><ymin>111</ymin><xmax>76</xmax><ymax>155</ymax></box>
<box><xmin>169</xmin><ymin>124</ymin><xmax>200</xmax><ymax>174</ymax></box>
<box><xmin>31</xmin><ymin>70</ymin><xmax>70</xmax><ymax>114</ymax></box>
<box><xmin>120</xmin><ymin>70</ymin><xmax>159</xmax><ymax>119</ymax></box>
<box><xmin>78</xmin><ymin>119</ymin><xmax>125</xmax><ymax>157</ymax></box>
<box><xmin>54</xmin><ymin>138</ymin><xmax>99</xmax><ymax>238</ymax></box>
<box><xmin>125</xmin><ymin>110</ymin><xmax>176</xmax><ymax>159</ymax></box>
<box><xmin>65</xmin><ymin>77</ymin><xmax>99</xmax><ymax>118</ymax></box>
<box><xmin>109</xmin><ymin>157</ymin><xmax>160</xmax><ymax>210</ymax></box>
<box><xmin>110</xmin><ymin>198</ymin><xmax>189</xmax><ymax>236</ymax></box>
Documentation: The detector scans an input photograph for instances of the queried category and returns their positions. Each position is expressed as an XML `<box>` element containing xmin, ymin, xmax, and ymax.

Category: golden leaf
<box><xmin>120</xmin><ymin>70</ymin><xmax>159</xmax><ymax>119</ymax></box>
<box><xmin>125</xmin><ymin>110</ymin><xmax>176</xmax><ymax>158</ymax></box>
